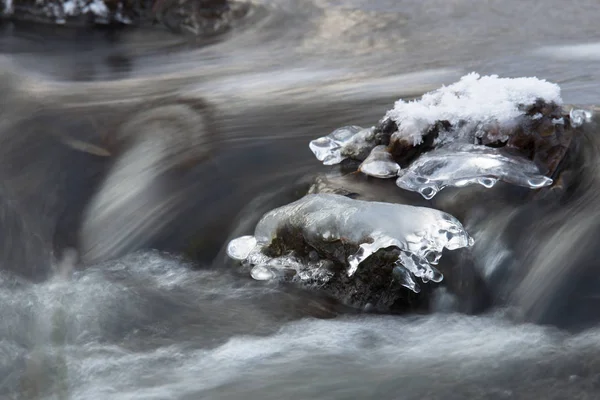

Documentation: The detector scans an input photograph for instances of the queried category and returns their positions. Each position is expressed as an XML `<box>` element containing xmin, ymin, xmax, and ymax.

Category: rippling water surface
<box><xmin>2</xmin><ymin>1</ymin><xmax>600</xmax><ymax>399</ymax></box>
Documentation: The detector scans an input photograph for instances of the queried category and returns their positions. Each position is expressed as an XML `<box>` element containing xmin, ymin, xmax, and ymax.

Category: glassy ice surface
<box><xmin>395</xmin><ymin>143</ymin><xmax>553</xmax><ymax>199</ymax></box>
<box><xmin>226</xmin><ymin>235</ymin><xmax>257</xmax><ymax>260</ymax></box>
<box><xmin>227</xmin><ymin>194</ymin><xmax>473</xmax><ymax>292</ymax></box>
<box><xmin>309</xmin><ymin>126</ymin><xmax>377</xmax><ymax>165</ymax></box>
<box><xmin>358</xmin><ymin>145</ymin><xmax>401</xmax><ymax>178</ymax></box>
<box><xmin>385</xmin><ymin>73</ymin><xmax>563</xmax><ymax>146</ymax></box>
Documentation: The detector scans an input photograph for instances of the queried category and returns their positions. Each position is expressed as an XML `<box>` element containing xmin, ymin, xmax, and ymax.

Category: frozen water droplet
<box><xmin>358</xmin><ymin>145</ymin><xmax>401</xmax><ymax>178</ymax></box>
<box><xmin>392</xmin><ymin>265</ymin><xmax>420</xmax><ymax>293</ymax></box>
<box><xmin>570</xmin><ymin>108</ymin><xmax>592</xmax><ymax>128</ymax></box>
<box><xmin>250</xmin><ymin>265</ymin><xmax>277</xmax><ymax>281</ymax></box>
<box><xmin>226</xmin><ymin>235</ymin><xmax>257</xmax><ymax>260</ymax></box>
<box><xmin>418</xmin><ymin>186</ymin><xmax>438</xmax><ymax>200</ymax></box>
<box><xmin>477</xmin><ymin>177</ymin><xmax>497</xmax><ymax>188</ymax></box>
<box><xmin>527</xmin><ymin>176</ymin><xmax>553</xmax><ymax>188</ymax></box>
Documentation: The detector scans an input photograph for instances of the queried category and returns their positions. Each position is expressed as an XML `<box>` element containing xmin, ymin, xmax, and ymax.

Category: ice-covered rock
<box><xmin>395</xmin><ymin>143</ymin><xmax>553</xmax><ymax>199</ymax></box>
<box><xmin>308</xmin><ymin>73</ymin><xmax>581</xmax><ymax>199</ymax></box>
<box><xmin>226</xmin><ymin>193</ymin><xmax>473</xmax><ymax>294</ymax></box>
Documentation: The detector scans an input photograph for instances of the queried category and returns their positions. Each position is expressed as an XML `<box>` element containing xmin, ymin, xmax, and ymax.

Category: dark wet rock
<box><xmin>2</xmin><ymin>0</ymin><xmax>250</xmax><ymax>35</ymax></box>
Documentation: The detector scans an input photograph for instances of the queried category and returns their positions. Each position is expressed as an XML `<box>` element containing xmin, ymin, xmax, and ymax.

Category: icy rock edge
<box><xmin>227</xmin><ymin>194</ymin><xmax>473</xmax><ymax>293</ymax></box>
<box><xmin>308</xmin><ymin>73</ymin><xmax>591</xmax><ymax>198</ymax></box>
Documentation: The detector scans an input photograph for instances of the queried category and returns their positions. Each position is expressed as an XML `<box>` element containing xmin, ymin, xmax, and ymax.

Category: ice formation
<box><xmin>395</xmin><ymin>143</ymin><xmax>554</xmax><ymax>199</ymax></box>
<box><xmin>308</xmin><ymin>73</ymin><xmax>566</xmax><ymax>198</ymax></box>
<box><xmin>309</xmin><ymin>125</ymin><xmax>379</xmax><ymax>165</ymax></box>
<box><xmin>358</xmin><ymin>145</ymin><xmax>401</xmax><ymax>178</ymax></box>
<box><xmin>226</xmin><ymin>194</ymin><xmax>473</xmax><ymax>293</ymax></box>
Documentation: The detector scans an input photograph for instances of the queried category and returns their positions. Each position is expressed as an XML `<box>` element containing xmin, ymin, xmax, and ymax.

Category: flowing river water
<box><xmin>2</xmin><ymin>1</ymin><xmax>600</xmax><ymax>399</ymax></box>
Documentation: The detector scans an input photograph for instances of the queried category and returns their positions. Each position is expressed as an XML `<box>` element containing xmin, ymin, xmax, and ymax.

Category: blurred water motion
<box><xmin>2</xmin><ymin>0</ymin><xmax>600</xmax><ymax>398</ymax></box>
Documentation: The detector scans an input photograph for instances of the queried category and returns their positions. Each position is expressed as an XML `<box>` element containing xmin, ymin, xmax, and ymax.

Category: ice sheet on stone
<box><xmin>227</xmin><ymin>235</ymin><xmax>257</xmax><ymax>260</ymax></box>
<box><xmin>358</xmin><ymin>145</ymin><xmax>401</xmax><ymax>178</ymax></box>
<box><xmin>395</xmin><ymin>143</ymin><xmax>553</xmax><ymax>199</ymax></box>
<box><xmin>227</xmin><ymin>194</ymin><xmax>473</xmax><ymax>293</ymax></box>
<box><xmin>309</xmin><ymin>126</ymin><xmax>377</xmax><ymax>165</ymax></box>
<box><xmin>384</xmin><ymin>73</ymin><xmax>562</xmax><ymax>146</ymax></box>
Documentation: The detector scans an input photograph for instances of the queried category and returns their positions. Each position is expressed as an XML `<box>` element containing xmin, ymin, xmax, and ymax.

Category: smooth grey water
<box><xmin>2</xmin><ymin>1</ymin><xmax>600</xmax><ymax>399</ymax></box>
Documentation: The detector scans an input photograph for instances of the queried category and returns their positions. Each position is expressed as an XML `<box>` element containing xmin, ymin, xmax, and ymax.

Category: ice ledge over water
<box><xmin>227</xmin><ymin>194</ymin><xmax>473</xmax><ymax>293</ymax></box>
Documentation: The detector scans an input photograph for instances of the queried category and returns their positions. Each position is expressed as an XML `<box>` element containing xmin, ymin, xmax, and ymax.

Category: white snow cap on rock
<box><xmin>385</xmin><ymin>73</ymin><xmax>563</xmax><ymax>146</ymax></box>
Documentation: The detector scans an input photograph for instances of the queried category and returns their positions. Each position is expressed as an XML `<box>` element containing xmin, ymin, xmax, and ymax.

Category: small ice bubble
<box><xmin>358</xmin><ymin>145</ymin><xmax>401</xmax><ymax>178</ymax></box>
<box><xmin>226</xmin><ymin>235</ymin><xmax>257</xmax><ymax>260</ymax></box>
<box><xmin>418</xmin><ymin>185</ymin><xmax>438</xmax><ymax>200</ymax></box>
<box><xmin>477</xmin><ymin>177</ymin><xmax>497</xmax><ymax>188</ymax></box>
<box><xmin>396</xmin><ymin>143</ymin><xmax>553</xmax><ymax>198</ymax></box>
<box><xmin>250</xmin><ymin>265</ymin><xmax>277</xmax><ymax>281</ymax></box>
<box><xmin>392</xmin><ymin>265</ymin><xmax>420</xmax><ymax>293</ymax></box>
<box><xmin>570</xmin><ymin>108</ymin><xmax>593</xmax><ymax>127</ymax></box>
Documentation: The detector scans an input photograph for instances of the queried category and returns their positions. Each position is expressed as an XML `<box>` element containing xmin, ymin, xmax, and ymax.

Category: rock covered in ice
<box><xmin>226</xmin><ymin>193</ymin><xmax>473</xmax><ymax>293</ymax></box>
<box><xmin>307</xmin><ymin>73</ymin><xmax>580</xmax><ymax>199</ymax></box>
<box><xmin>309</xmin><ymin>73</ymin><xmax>565</xmax><ymax>169</ymax></box>
<box><xmin>395</xmin><ymin>143</ymin><xmax>554</xmax><ymax>199</ymax></box>
<box><xmin>358</xmin><ymin>145</ymin><xmax>400</xmax><ymax>178</ymax></box>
